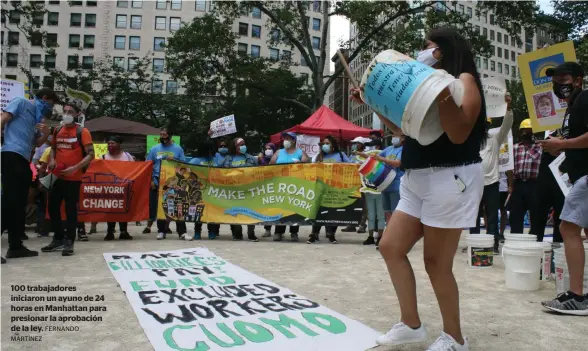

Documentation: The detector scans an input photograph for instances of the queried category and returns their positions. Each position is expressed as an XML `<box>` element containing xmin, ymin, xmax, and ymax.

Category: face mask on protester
<box><xmin>264</xmin><ymin>149</ymin><xmax>274</xmax><ymax>157</ymax></box>
<box><xmin>322</xmin><ymin>144</ymin><xmax>331</xmax><ymax>154</ymax></box>
<box><xmin>392</xmin><ymin>137</ymin><xmax>401</xmax><ymax>146</ymax></box>
<box><xmin>351</xmin><ymin>144</ymin><xmax>358</xmax><ymax>152</ymax></box>
<box><xmin>62</xmin><ymin>114</ymin><xmax>74</xmax><ymax>125</ymax></box>
<box><xmin>520</xmin><ymin>132</ymin><xmax>533</xmax><ymax>142</ymax></box>
<box><xmin>108</xmin><ymin>145</ymin><xmax>120</xmax><ymax>154</ymax></box>
<box><xmin>218</xmin><ymin>147</ymin><xmax>228</xmax><ymax>154</ymax></box>
<box><xmin>283</xmin><ymin>140</ymin><xmax>292</xmax><ymax>149</ymax></box>
<box><xmin>416</xmin><ymin>47</ymin><xmax>439</xmax><ymax>67</ymax></box>
<box><xmin>35</xmin><ymin>98</ymin><xmax>52</xmax><ymax>123</ymax></box>
<box><xmin>552</xmin><ymin>82</ymin><xmax>575</xmax><ymax>100</ymax></box>
<box><xmin>160</xmin><ymin>137</ymin><xmax>170</xmax><ymax>145</ymax></box>
<box><xmin>239</xmin><ymin>145</ymin><xmax>247</xmax><ymax>154</ymax></box>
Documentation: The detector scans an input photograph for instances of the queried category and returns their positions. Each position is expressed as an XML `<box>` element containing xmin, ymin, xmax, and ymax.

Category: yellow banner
<box><xmin>94</xmin><ymin>143</ymin><xmax>107</xmax><ymax>159</ymax></box>
<box><xmin>517</xmin><ymin>41</ymin><xmax>576</xmax><ymax>133</ymax></box>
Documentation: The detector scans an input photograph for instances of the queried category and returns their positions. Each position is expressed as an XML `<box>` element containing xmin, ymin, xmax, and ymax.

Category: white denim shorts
<box><xmin>396</xmin><ymin>163</ymin><xmax>484</xmax><ymax>229</ymax></box>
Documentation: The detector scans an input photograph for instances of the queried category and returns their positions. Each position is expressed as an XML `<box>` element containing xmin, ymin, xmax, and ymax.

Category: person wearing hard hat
<box><xmin>509</xmin><ymin>118</ymin><xmax>542</xmax><ymax>235</ymax></box>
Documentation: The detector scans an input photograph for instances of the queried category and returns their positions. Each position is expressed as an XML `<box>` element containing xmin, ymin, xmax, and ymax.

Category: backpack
<box><xmin>53</xmin><ymin>124</ymin><xmax>89</xmax><ymax>172</ymax></box>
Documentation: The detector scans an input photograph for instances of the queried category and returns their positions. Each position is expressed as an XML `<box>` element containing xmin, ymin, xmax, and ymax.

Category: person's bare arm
<box><xmin>496</xmin><ymin>110</ymin><xmax>514</xmax><ymax>145</ymax></box>
<box><xmin>437</xmin><ymin>73</ymin><xmax>482</xmax><ymax>144</ymax></box>
<box><xmin>507</xmin><ymin>170</ymin><xmax>514</xmax><ymax>193</ymax></box>
<box><xmin>1</xmin><ymin>112</ymin><xmax>13</xmax><ymax>129</ymax></box>
<box><xmin>34</xmin><ymin>123</ymin><xmax>50</xmax><ymax>147</ymax></box>
<box><xmin>269</xmin><ymin>151</ymin><xmax>278</xmax><ymax>165</ymax></box>
<box><xmin>301</xmin><ymin>151</ymin><xmax>310</xmax><ymax>163</ymax></box>
<box><xmin>375</xmin><ymin>154</ymin><xmax>401</xmax><ymax>168</ymax></box>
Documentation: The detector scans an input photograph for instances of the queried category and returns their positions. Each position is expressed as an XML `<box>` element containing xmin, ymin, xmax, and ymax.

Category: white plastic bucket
<box><xmin>540</xmin><ymin>242</ymin><xmax>552</xmax><ymax>281</ymax></box>
<box><xmin>359</xmin><ymin>50</ymin><xmax>464</xmax><ymax>145</ymax></box>
<box><xmin>504</xmin><ymin>233</ymin><xmax>537</xmax><ymax>242</ymax></box>
<box><xmin>553</xmin><ymin>246</ymin><xmax>588</xmax><ymax>294</ymax></box>
<box><xmin>502</xmin><ymin>242</ymin><xmax>544</xmax><ymax>291</ymax></box>
<box><xmin>466</xmin><ymin>234</ymin><xmax>495</xmax><ymax>268</ymax></box>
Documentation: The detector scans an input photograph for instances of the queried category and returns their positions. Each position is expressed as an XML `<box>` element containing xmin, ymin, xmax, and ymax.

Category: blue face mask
<box><xmin>239</xmin><ymin>145</ymin><xmax>248</xmax><ymax>154</ymax></box>
<box><xmin>218</xmin><ymin>147</ymin><xmax>228</xmax><ymax>154</ymax></box>
<box><xmin>321</xmin><ymin>144</ymin><xmax>331</xmax><ymax>154</ymax></box>
<box><xmin>34</xmin><ymin>97</ymin><xmax>52</xmax><ymax>123</ymax></box>
<box><xmin>351</xmin><ymin>144</ymin><xmax>358</xmax><ymax>152</ymax></box>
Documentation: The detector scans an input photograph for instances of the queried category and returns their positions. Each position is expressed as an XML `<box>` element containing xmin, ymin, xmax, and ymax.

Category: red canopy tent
<box><xmin>270</xmin><ymin>105</ymin><xmax>381</xmax><ymax>143</ymax></box>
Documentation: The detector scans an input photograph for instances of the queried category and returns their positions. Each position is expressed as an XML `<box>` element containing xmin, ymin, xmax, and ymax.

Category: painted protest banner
<box><xmin>147</xmin><ymin>135</ymin><xmax>181</xmax><ymax>153</ymax></box>
<box><xmin>295</xmin><ymin>134</ymin><xmax>320</xmax><ymax>158</ymax></box>
<box><xmin>517</xmin><ymin>41</ymin><xmax>576</xmax><ymax>133</ymax></box>
<box><xmin>156</xmin><ymin>160</ymin><xmax>363</xmax><ymax>226</ymax></box>
<box><xmin>66</xmin><ymin>86</ymin><xmax>93</xmax><ymax>110</ymax></box>
<box><xmin>489</xmin><ymin>128</ymin><xmax>514</xmax><ymax>172</ymax></box>
<box><xmin>103</xmin><ymin>248</ymin><xmax>380</xmax><ymax>351</ymax></box>
<box><xmin>210</xmin><ymin>115</ymin><xmax>237</xmax><ymax>138</ymax></box>
<box><xmin>481</xmin><ymin>77</ymin><xmax>507</xmax><ymax>118</ymax></box>
<box><xmin>94</xmin><ymin>143</ymin><xmax>108</xmax><ymax>159</ymax></box>
<box><xmin>548</xmin><ymin>152</ymin><xmax>572</xmax><ymax>196</ymax></box>
<box><xmin>0</xmin><ymin>78</ymin><xmax>25</xmax><ymax>111</ymax></box>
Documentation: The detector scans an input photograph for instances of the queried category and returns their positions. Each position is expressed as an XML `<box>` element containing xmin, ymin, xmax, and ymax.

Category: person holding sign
<box><xmin>1</xmin><ymin>87</ymin><xmax>56</xmax><ymax>262</ymax></box>
<box><xmin>539</xmin><ymin>62</ymin><xmax>588</xmax><ymax>315</ymax></box>
<box><xmin>352</xmin><ymin>28</ymin><xmax>486</xmax><ymax>350</ymax></box>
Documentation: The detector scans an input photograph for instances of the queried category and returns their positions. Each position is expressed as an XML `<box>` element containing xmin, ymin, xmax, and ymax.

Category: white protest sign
<box><xmin>488</xmin><ymin>128</ymin><xmax>514</xmax><ymax>172</ymax></box>
<box><xmin>210</xmin><ymin>114</ymin><xmax>237</xmax><ymax>138</ymax></box>
<box><xmin>104</xmin><ymin>248</ymin><xmax>379</xmax><ymax>351</ymax></box>
<box><xmin>481</xmin><ymin>77</ymin><xmax>507</xmax><ymax>118</ymax></box>
<box><xmin>296</xmin><ymin>134</ymin><xmax>320</xmax><ymax>157</ymax></box>
<box><xmin>66</xmin><ymin>86</ymin><xmax>93</xmax><ymax>110</ymax></box>
<box><xmin>549</xmin><ymin>152</ymin><xmax>572</xmax><ymax>196</ymax></box>
<box><xmin>0</xmin><ymin>78</ymin><xmax>25</xmax><ymax>111</ymax></box>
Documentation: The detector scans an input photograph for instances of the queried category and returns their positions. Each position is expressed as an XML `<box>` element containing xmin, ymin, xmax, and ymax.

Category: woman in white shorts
<box><xmin>352</xmin><ymin>27</ymin><xmax>486</xmax><ymax>351</ymax></box>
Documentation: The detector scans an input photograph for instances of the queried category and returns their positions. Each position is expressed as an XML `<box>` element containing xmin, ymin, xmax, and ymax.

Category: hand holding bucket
<box><xmin>357</xmin><ymin>156</ymin><xmax>396</xmax><ymax>192</ymax></box>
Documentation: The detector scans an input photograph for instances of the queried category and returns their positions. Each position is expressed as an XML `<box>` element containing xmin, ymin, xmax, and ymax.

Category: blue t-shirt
<box><xmin>221</xmin><ymin>154</ymin><xmax>258</xmax><ymax>168</ymax></box>
<box><xmin>214</xmin><ymin>152</ymin><xmax>226</xmax><ymax>164</ymax></box>
<box><xmin>276</xmin><ymin>148</ymin><xmax>303</xmax><ymax>164</ymax></box>
<box><xmin>1</xmin><ymin>97</ymin><xmax>40</xmax><ymax>160</ymax></box>
<box><xmin>189</xmin><ymin>156</ymin><xmax>218</xmax><ymax>167</ymax></box>
<box><xmin>379</xmin><ymin>145</ymin><xmax>404</xmax><ymax>192</ymax></box>
<box><xmin>147</xmin><ymin>143</ymin><xmax>185</xmax><ymax>184</ymax></box>
<box><xmin>316</xmin><ymin>152</ymin><xmax>350</xmax><ymax>163</ymax></box>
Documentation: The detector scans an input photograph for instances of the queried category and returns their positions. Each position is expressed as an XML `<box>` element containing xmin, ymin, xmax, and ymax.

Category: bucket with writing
<box><xmin>502</xmin><ymin>242</ymin><xmax>544</xmax><ymax>291</ymax></box>
<box><xmin>357</xmin><ymin>157</ymin><xmax>396</xmax><ymax>192</ymax></box>
<box><xmin>553</xmin><ymin>245</ymin><xmax>588</xmax><ymax>294</ymax></box>
<box><xmin>540</xmin><ymin>242</ymin><xmax>552</xmax><ymax>281</ymax></box>
<box><xmin>504</xmin><ymin>233</ymin><xmax>537</xmax><ymax>243</ymax></box>
<box><xmin>360</xmin><ymin>50</ymin><xmax>464</xmax><ymax>145</ymax></box>
<box><xmin>466</xmin><ymin>234</ymin><xmax>495</xmax><ymax>268</ymax></box>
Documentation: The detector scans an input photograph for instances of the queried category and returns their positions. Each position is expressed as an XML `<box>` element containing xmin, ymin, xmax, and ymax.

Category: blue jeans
<box><xmin>382</xmin><ymin>191</ymin><xmax>401</xmax><ymax>213</ymax></box>
<box><xmin>365</xmin><ymin>193</ymin><xmax>385</xmax><ymax>231</ymax></box>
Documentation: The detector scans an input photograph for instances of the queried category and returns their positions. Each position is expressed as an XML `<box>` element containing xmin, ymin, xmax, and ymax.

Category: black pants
<box><xmin>107</xmin><ymin>222</ymin><xmax>128</xmax><ymax>233</ymax></box>
<box><xmin>470</xmin><ymin>182</ymin><xmax>500</xmax><ymax>236</ymax></box>
<box><xmin>48</xmin><ymin>179</ymin><xmax>81</xmax><ymax>242</ymax></box>
<box><xmin>1</xmin><ymin>152</ymin><xmax>32</xmax><ymax>249</ymax></box>
<box><xmin>509</xmin><ymin>180</ymin><xmax>538</xmax><ymax>234</ymax></box>
<box><xmin>274</xmin><ymin>225</ymin><xmax>299</xmax><ymax>235</ymax></box>
<box><xmin>149</xmin><ymin>187</ymin><xmax>170</xmax><ymax>233</ymax></box>
<box><xmin>312</xmin><ymin>225</ymin><xmax>337</xmax><ymax>235</ymax></box>
<box><xmin>230</xmin><ymin>225</ymin><xmax>255</xmax><ymax>238</ymax></box>
<box><xmin>194</xmin><ymin>222</ymin><xmax>220</xmax><ymax>234</ymax></box>
<box><xmin>531</xmin><ymin>176</ymin><xmax>565</xmax><ymax>243</ymax></box>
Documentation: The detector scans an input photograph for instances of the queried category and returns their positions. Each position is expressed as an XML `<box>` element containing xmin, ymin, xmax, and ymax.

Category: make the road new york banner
<box><xmin>104</xmin><ymin>248</ymin><xmax>380</xmax><ymax>351</ymax></box>
<box><xmin>156</xmin><ymin>160</ymin><xmax>362</xmax><ymax>226</ymax></box>
<box><xmin>517</xmin><ymin>41</ymin><xmax>577</xmax><ymax>133</ymax></box>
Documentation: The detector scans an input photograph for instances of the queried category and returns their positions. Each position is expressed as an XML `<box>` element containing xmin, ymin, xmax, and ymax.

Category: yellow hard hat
<box><xmin>487</xmin><ymin>117</ymin><xmax>492</xmax><ymax>124</ymax></box>
<box><xmin>519</xmin><ymin>119</ymin><xmax>532</xmax><ymax>129</ymax></box>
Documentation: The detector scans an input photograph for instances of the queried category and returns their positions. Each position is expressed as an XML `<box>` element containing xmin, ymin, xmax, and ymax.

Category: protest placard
<box><xmin>549</xmin><ymin>152</ymin><xmax>572</xmax><ymax>196</ymax></box>
<box><xmin>210</xmin><ymin>114</ymin><xmax>237</xmax><ymax>138</ymax></box>
<box><xmin>481</xmin><ymin>77</ymin><xmax>507</xmax><ymax>118</ymax></box>
<box><xmin>488</xmin><ymin>128</ymin><xmax>514</xmax><ymax>171</ymax></box>
<box><xmin>0</xmin><ymin>78</ymin><xmax>25</xmax><ymax>111</ymax></box>
<box><xmin>94</xmin><ymin>144</ymin><xmax>108</xmax><ymax>159</ymax></box>
<box><xmin>295</xmin><ymin>134</ymin><xmax>320</xmax><ymax>157</ymax></box>
<box><xmin>104</xmin><ymin>247</ymin><xmax>380</xmax><ymax>351</ymax></box>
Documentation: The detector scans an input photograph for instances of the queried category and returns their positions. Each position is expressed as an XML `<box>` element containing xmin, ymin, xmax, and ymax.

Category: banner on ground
<box><xmin>0</xmin><ymin>78</ymin><xmax>25</xmax><ymax>111</ymax></box>
<box><xmin>517</xmin><ymin>41</ymin><xmax>576</xmax><ymax>133</ymax></box>
<box><xmin>147</xmin><ymin>135</ymin><xmax>181</xmax><ymax>153</ymax></box>
<box><xmin>156</xmin><ymin>160</ymin><xmax>362</xmax><ymax>226</ymax></box>
<box><xmin>549</xmin><ymin>152</ymin><xmax>572</xmax><ymax>196</ymax></box>
<box><xmin>489</xmin><ymin>128</ymin><xmax>514</xmax><ymax>172</ymax></box>
<box><xmin>481</xmin><ymin>77</ymin><xmax>507</xmax><ymax>118</ymax></box>
<box><xmin>295</xmin><ymin>134</ymin><xmax>320</xmax><ymax>158</ymax></box>
<box><xmin>54</xmin><ymin>160</ymin><xmax>152</xmax><ymax>222</ymax></box>
<box><xmin>210</xmin><ymin>114</ymin><xmax>237</xmax><ymax>138</ymax></box>
<box><xmin>103</xmin><ymin>248</ymin><xmax>380</xmax><ymax>351</ymax></box>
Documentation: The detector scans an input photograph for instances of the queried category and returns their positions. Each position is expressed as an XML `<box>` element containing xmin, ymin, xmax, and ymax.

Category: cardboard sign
<box><xmin>295</xmin><ymin>134</ymin><xmax>320</xmax><ymax>157</ymax></box>
<box><xmin>488</xmin><ymin>128</ymin><xmax>514</xmax><ymax>172</ymax></box>
<box><xmin>0</xmin><ymin>78</ymin><xmax>25</xmax><ymax>111</ymax></box>
<box><xmin>481</xmin><ymin>77</ymin><xmax>507</xmax><ymax>118</ymax></box>
<box><xmin>210</xmin><ymin>114</ymin><xmax>237</xmax><ymax>138</ymax></box>
<box><xmin>549</xmin><ymin>152</ymin><xmax>572</xmax><ymax>196</ymax></box>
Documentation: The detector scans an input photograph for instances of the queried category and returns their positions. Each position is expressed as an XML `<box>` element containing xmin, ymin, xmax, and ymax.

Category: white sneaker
<box><xmin>156</xmin><ymin>233</ymin><xmax>166</xmax><ymax>240</ymax></box>
<box><xmin>180</xmin><ymin>234</ymin><xmax>193</xmax><ymax>241</ymax></box>
<box><xmin>376</xmin><ymin>322</ymin><xmax>427</xmax><ymax>346</ymax></box>
<box><xmin>427</xmin><ymin>332</ymin><xmax>469</xmax><ymax>351</ymax></box>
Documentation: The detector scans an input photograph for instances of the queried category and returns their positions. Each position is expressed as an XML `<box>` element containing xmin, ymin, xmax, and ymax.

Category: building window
<box><xmin>132</xmin><ymin>0</ymin><xmax>142</xmax><ymax>8</ymax></box>
<box><xmin>171</xmin><ymin>0</ymin><xmax>181</xmax><ymax>10</ymax></box>
<box><xmin>497</xmin><ymin>32</ymin><xmax>502</xmax><ymax>43</ymax></box>
<box><xmin>251</xmin><ymin>25</ymin><xmax>261</xmax><ymax>38</ymax></box>
<box><xmin>504</xmin><ymin>49</ymin><xmax>509</xmax><ymax>59</ymax></box>
<box><xmin>113</xmin><ymin>57</ymin><xmax>125</xmax><ymax>70</ymax></box>
<box><xmin>490</xmin><ymin>14</ymin><xmax>495</xmax><ymax>25</ymax></box>
<box><xmin>271</xmin><ymin>29</ymin><xmax>280</xmax><ymax>41</ymax></box>
<box><xmin>511</xmin><ymin>51</ymin><xmax>515</xmax><ymax>61</ymax></box>
<box><xmin>251</xmin><ymin>45</ymin><xmax>260</xmax><ymax>58</ymax></box>
<box><xmin>483</xmin><ymin>28</ymin><xmax>487</xmax><ymax>38</ymax></box>
<box><xmin>505</xmin><ymin>64</ymin><xmax>510</xmax><ymax>75</ymax></box>
<box><xmin>43</xmin><ymin>76</ymin><xmax>54</xmax><ymax>89</ymax></box>
<box><xmin>312</xmin><ymin>37</ymin><xmax>320</xmax><ymax>49</ymax></box>
<box><xmin>32</xmin><ymin>12</ymin><xmax>44</xmax><ymax>26</ymax></box>
<box><xmin>239</xmin><ymin>22</ymin><xmax>248</xmax><ymax>36</ymax></box>
<box><xmin>84</xmin><ymin>35</ymin><xmax>95</xmax><ymax>49</ymax></box>
<box><xmin>8</xmin><ymin>31</ymin><xmax>19</xmax><ymax>45</ymax></box>
<box><xmin>87</xmin><ymin>1</ymin><xmax>98</xmax><ymax>6</ymax></box>
<box><xmin>30</xmin><ymin>54</ymin><xmax>42</xmax><ymax>68</ymax></box>
<box><xmin>282</xmin><ymin>50</ymin><xmax>291</xmax><ymax>61</ymax></box>
<box><xmin>154</xmin><ymin>37</ymin><xmax>165</xmax><ymax>51</ymax></box>
<box><xmin>47</xmin><ymin>33</ymin><xmax>58</xmax><ymax>47</ymax></box>
<box><xmin>490</xmin><ymin>30</ymin><xmax>495</xmax><ymax>40</ymax></box>
<box><xmin>85</xmin><ymin>14</ymin><xmax>96</xmax><ymax>27</ymax></box>
<box><xmin>498</xmin><ymin>62</ymin><xmax>502</xmax><ymax>73</ymax></box>
<box><xmin>166</xmin><ymin>80</ymin><xmax>178</xmax><ymax>93</ymax></box>
<box><xmin>9</xmin><ymin>10</ymin><xmax>21</xmax><ymax>24</ymax></box>
<box><xmin>30</xmin><ymin>76</ymin><xmax>41</xmax><ymax>90</ymax></box>
<box><xmin>67</xmin><ymin>56</ymin><xmax>78</xmax><ymax>70</ymax></box>
<box><xmin>71</xmin><ymin>1</ymin><xmax>83</xmax><ymax>6</ymax></box>
<box><xmin>195</xmin><ymin>0</ymin><xmax>206</xmax><ymax>11</ymax></box>
<box><xmin>490</xmin><ymin>60</ymin><xmax>495</xmax><ymax>71</ymax></box>
<box><xmin>129</xmin><ymin>36</ymin><xmax>140</xmax><ymax>50</ymax></box>
<box><xmin>45</xmin><ymin>55</ymin><xmax>56</xmax><ymax>69</ymax></box>
<box><xmin>170</xmin><ymin>17</ymin><xmax>181</xmax><ymax>31</ymax></box>
<box><xmin>156</xmin><ymin>0</ymin><xmax>166</xmax><ymax>9</ymax></box>
<box><xmin>458</xmin><ymin>4</ymin><xmax>464</xmax><ymax>13</ymax></box>
<box><xmin>116</xmin><ymin>14</ymin><xmax>127</xmax><ymax>28</ymax></box>
<box><xmin>69</xmin><ymin>34</ymin><xmax>81</xmax><ymax>48</ymax></box>
<box><xmin>131</xmin><ymin>15</ymin><xmax>142</xmax><ymax>29</ymax></box>
<box><xmin>497</xmin><ymin>47</ymin><xmax>502</xmax><ymax>58</ymax></box>
<box><xmin>48</xmin><ymin>12</ymin><xmax>59</xmax><ymax>25</ymax></box>
<box><xmin>467</xmin><ymin>7</ymin><xmax>472</xmax><ymax>18</ymax></box>
<box><xmin>252</xmin><ymin>7</ymin><xmax>261</xmax><ymax>18</ymax></box>
<box><xmin>313</xmin><ymin>0</ymin><xmax>321</xmax><ymax>12</ymax></box>
<box><xmin>153</xmin><ymin>58</ymin><xmax>164</xmax><ymax>73</ymax></box>
<box><xmin>301</xmin><ymin>56</ymin><xmax>308</xmax><ymax>67</ymax></box>
<box><xmin>6</xmin><ymin>53</ymin><xmax>18</xmax><ymax>67</ymax></box>
<box><xmin>114</xmin><ymin>35</ymin><xmax>126</xmax><ymax>49</ymax></box>
<box><xmin>237</xmin><ymin>43</ymin><xmax>247</xmax><ymax>55</ymax></box>
<box><xmin>155</xmin><ymin>16</ymin><xmax>166</xmax><ymax>30</ymax></box>
<box><xmin>82</xmin><ymin>56</ymin><xmax>94</xmax><ymax>69</ymax></box>
<box><xmin>128</xmin><ymin>57</ymin><xmax>138</xmax><ymax>71</ymax></box>
<box><xmin>152</xmin><ymin>80</ymin><xmax>163</xmax><ymax>94</ymax></box>
<box><xmin>70</xmin><ymin>13</ymin><xmax>82</xmax><ymax>26</ymax></box>
<box><xmin>269</xmin><ymin>48</ymin><xmax>279</xmax><ymax>62</ymax></box>
<box><xmin>483</xmin><ymin>58</ymin><xmax>488</xmax><ymax>69</ymax></box>
<box><xmin>312</xmin><ymin>18</ymin><xmax>321</xmax><ymax>31</ymax></box>
<box><xmin>117</xmin><ymin>0</ymin><xmax>128</xmax><ymax>7</ymax></box>
<box><xmin>504</xmin><ymin>35</ymin><xmax>509</xmax><ymax>46</ymax></box>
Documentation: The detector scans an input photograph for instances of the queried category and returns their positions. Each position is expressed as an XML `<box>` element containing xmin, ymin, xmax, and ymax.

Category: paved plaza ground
<box><xmin>1</xmin><ymin>223</ymin><xmax>587</xmax><ymax>351</ymax></box>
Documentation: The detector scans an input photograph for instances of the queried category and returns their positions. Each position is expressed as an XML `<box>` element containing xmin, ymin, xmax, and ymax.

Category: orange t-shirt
<box><xmin>53</xmin><ymin>126</ymin><xmax>93</xmax><ymax>181</ymax></box>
